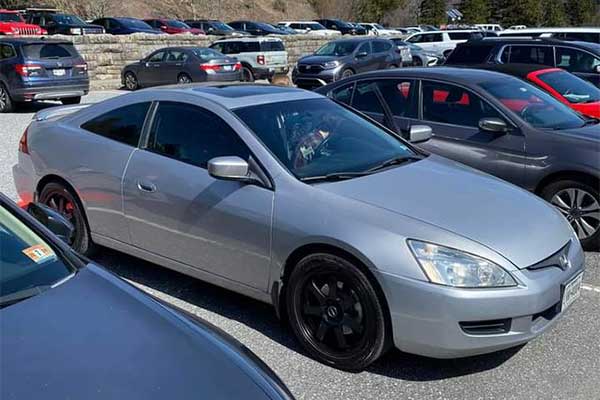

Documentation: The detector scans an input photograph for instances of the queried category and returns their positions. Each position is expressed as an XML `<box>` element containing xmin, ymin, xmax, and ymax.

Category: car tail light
<box><xmin>200</xmin><ymin>63</ymin><xmax>221</xmax><ymax>71</ymax></box>
<box><xmin>74</xmin><ymin>63</ymin><xmax>88</xmax><ymax>73</ymax></box>
<box><xmin>257</xmin><ymin>54</ymin><xmax>265</xmax><ymax>65</ymax></box>
<box><xmin>234</xmin><ymin>62</ymin><xmax>241</xmax><ymax>71</ymax></box>
<box><xmin>15</xmin><ymin>64</ymin><xmax>43</xmax><ymax>77</ymax></box>
<box><xmin>19</xmin><ymin>127</ymin><xmax>29</xmax><ymax>154</ymax></box>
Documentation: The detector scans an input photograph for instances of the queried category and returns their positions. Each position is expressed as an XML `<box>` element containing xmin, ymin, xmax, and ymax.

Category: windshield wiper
<box><xmin>300</xmin><ymin>171</ymin><xmax>370</xmax><ymax>183</ymax></box>
<box><xmin>367</xmin><ymin>155</ymin><xmax>423</xmax><ymax>173</ymax></box>
<box><xmin>0</xmin><ymin>285</ymin><xmax>52</xmax><ymax>308</ymax></box>
<box><xmin>582</xmin><ymin>118</ymin><xmax>599</xmax><ymax>127</ymax></box>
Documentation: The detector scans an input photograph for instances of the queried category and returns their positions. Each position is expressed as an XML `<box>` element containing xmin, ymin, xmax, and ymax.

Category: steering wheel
<box><xmin>292</xmin><ymin>128</ymin><xmax>334</xmax><ymax>169</ymax></box>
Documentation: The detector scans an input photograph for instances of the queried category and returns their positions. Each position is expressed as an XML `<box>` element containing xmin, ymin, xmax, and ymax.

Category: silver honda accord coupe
<box><xmin>13</xmin><ymin>84</ymin><xmax>585</xmax><ymax>370</ymax></box>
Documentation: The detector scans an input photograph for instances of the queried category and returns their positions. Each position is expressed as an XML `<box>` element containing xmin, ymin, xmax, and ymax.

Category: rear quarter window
<box><xmin>81</xmin><ymin>102</ymin><xmax>151</xmax><ymax>147</ymax></box>
<box><xmin>22</xmin><ymin>43</ymin><xmax>79</xmax><ymax>59</ymax></box>
<box><xmin>260</xmin><ymin>41</ymin><xmax>284</xmax><ymax>52</ymax></box>
<box><xmin>446</xmin><ymin>45</ymin><xmax>494</xmax><ymax>64</ymax></box>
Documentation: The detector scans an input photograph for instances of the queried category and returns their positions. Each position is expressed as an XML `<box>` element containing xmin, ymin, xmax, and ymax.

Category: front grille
<box><xmin>18</xmin><ymin>27</ymin><xmax>39</xmax><ymax>35</ymax></box>
<box><xmin>298</xmin><ymin>64</ymin><xmax>324</xmax><ymax>74</ymax></box>
<box><xmin>83</xmin><ymin>28</ymin><xmax>103</xmax><ymax>35</ymax></box>
<box><xmin>460</xmin><ymin>319</ymin><xmax>511</xmax><ymax>335</ymax></box>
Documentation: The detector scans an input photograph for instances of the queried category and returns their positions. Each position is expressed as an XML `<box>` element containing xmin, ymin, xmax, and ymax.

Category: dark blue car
<box><xmin>0</xmin><ymin>38</ymin><xmax>89</xmax><ymax>113</ymax></box>
<box><xmin>0</xmin><ymin>192</ymin><xmax>294</xmax><ymax>400</ymax></box>
<box><xmin>91</xmin><ymin>17</ymin><xmax>163</xmax><ymax>35</ymax></box>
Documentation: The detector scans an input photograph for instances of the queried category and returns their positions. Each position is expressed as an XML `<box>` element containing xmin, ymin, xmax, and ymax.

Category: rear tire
<box><xmin>39</xmin><ymin>182</ymin><xmax>96</xmax><ymax>256</ymax></box>
<box><xmin>177</xmin><ymin>73</ymin><xmax>192</xmax><ymax>84</ymax></box>
<box><xmin>61</xmin><ymin>97</ymin><xmax>81</xmax><ymax>105</ymax></box>
<box><xmin>286</xmin><ymin>253</ymin><xmax>388</xmax><ymax>371</ymax></box>
<box><xmin>240</xmin><ymin>66</ymin><xmax>255</xmax><ymax>82</ymax></box>
<box><xmin>124</xmin><ymin>71</ymin><xmax>139</xmax><ymax>91</ymax></box>
<box><xmin>340</xmin><ymin>68</ymin><xmax>354</xmax><ymax>79</ymax></box>
<box><xmin>0</xmin><ymin>83</ymin><xmax>14</xmax><ymax>113</ymax></box>
<box><xmin>541</xmin><ymin>180</ymin><xmax>600</xmax><ymax>251</ymax></box>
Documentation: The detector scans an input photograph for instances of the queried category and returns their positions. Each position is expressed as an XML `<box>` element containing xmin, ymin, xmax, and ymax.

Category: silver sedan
<box><xmin>13</xmin><ymin>84</ymin><xmax>585</xmax><ymax>370</ymax></box>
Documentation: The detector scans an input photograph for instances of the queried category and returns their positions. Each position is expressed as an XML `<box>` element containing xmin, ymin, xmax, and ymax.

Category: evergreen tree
<box><xmin>419</xmin><ymin>0</ymin><xmax>447</xmax><ymax>25</ymax></box>
<box><xmin>566</xmin><ymin>0</ymin><xmax>595</xmax><ymax>26</ymax></box>
<box><xmin>543</xmin><ymin>0</ymin><xmax>567</xmax><ymax>26</ymax></box>
<box><xmin>355</xmin><ymin>0</ymin><xmax>404</xmax><ymax>22</ymax></box>
<box><xmin>460</xmin><ymin>0</ymin><xmax>490</xmax><ymax>24</ymax></box>
<box><xmin>501</xmin><ymin>0</ymin><xmax>543</xmax><ymax>26</ymax></box>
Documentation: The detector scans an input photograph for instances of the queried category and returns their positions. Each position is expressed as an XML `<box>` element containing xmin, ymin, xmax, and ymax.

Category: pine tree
<box><xmin>419</xmin><ymin>0</ymin><xmax>447</xmax><ymax>25</ymax></box>
<box><xmin>543</xmin><ymin>0</ymin><xmax>567</xmax><ymax>26</ymax></box>
<box><xmin>355</xmin><ymin>0</ymin><xmax>404</xmax><ymax>22</ymax></box>
<box><xmin>501</xmin><ymin>0</ymin><xmax>544</xmax><ymax>26</ymax></box>
<box><xmin>566</xmin><ymin>0</ymin><xmax>595</xmax><ymax>26</ymax></box>
<box><xmin>460</xmin><ymin>0</ymin><xmax>490</xmax><ymax>24</ymax></box>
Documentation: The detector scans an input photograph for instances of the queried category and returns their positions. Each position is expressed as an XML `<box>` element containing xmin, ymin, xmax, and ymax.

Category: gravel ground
<box><xmin>1</xmin><ymin>92</ymin><xmax>599</xmax><ymax>400</ymax></box>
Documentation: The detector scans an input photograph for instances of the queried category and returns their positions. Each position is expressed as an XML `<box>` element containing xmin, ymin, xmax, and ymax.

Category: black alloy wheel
<box><xmin>124</xmin><ymin>72</ymin><xmax>139</xmax><ymax>90</ymax></box>
<box><xmin>39</xmin><ymin>183</ymin><xmax>95</xmax><ymax>255</ymax></box>
<box><xmin>286</xmin><ymin>253</ymin><xmax>388</xmax><ymax>371</ymax></box>
<box><xmin>178</xmin><ymin>73</ymin><xmax>192</xmax><ymax>84</ymax></box>
<box><xmin>0</xmin><ymin>83</ymin><xmax>14</xmax><ymax>113</ymax></box>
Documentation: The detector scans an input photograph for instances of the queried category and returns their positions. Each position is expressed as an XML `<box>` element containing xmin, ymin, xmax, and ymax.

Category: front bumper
<box><xmin>254</xmin><ymin>66</ymin><xmax>289</xmax><ymax>80</ymax></box>
<box><xmin>11</xmin><ymin>81</ymin><xmax>89</xmax><ymax>102</ymax></box>
<box><xmin>205</xmin><ymin>71</ymin><xmax>242</xmax><ymax>82</ymax></box>
<box><xmin>292</xmin><ymin>67</ymin><xmax>340</xmax><ymax>89</ymax></box>
<box><xmin>377</xmin><ymin>243</ymin><xmax>585</xmax><ymax>358</ymax></box>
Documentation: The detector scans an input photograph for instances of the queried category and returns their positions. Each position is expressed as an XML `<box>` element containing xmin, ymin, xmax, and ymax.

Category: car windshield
<box><xmin>52</xmin><ymin>14</ymin><xmax>86</xmax><ymax>25</ymax></box>
<box><xmin>536</xmin><ymin>70</ymin><xmax>600</xmax><ymax>104</ymax></box>
<box><xmin>0</xmin><ymin>205</ymin><xmax>75</xmax><ymax>307</ymax></box>
<box><xmin>257</xmin><ymin>22</ymin><xmax>277</xmax><ymax>30</ymax></box>
<box><xmin>480</xmin><ymin>79</ymin><xmax>587</xmax><ymax>130</ymax></box>
<box><xmin>234</xmin><ymin>99</ymin><xmax>417</xmax><ymax>180</ymax></box>
<box><xmin>0</xmin><ymin>12</ymin><xmax>22</xmax><ymax>22</ymax></box>
<box><xmin>120</xmin><ymin>18</ymin><xmax>153</xmax><ymax>29</ymax></box>
<box><xmin>213</xmin><ymin>21</ymin><xmax>233</xmax><ymax>31</ymax></box>
<box><xmin>167</xmin><ymin>20</ymin><xmax>190</xmax><ymax>28</ymax></box>
<box><xmin>315</xmin><ymin>41</ymin><xmax>358</xmax><ymax>56</ymax></box>
<box><xmin>192</xmin><ymin>48</ymin><xmax>224</xmax><ymax>59</ymax></box>
<box><xmin>333</xmin><ymin>20</ymin><xmax>351</xmax><ymax>28</ymax></box>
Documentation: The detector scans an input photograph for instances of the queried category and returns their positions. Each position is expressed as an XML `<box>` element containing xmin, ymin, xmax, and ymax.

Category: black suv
<box><xmin>315</xmin><ymin>19</ymin><xmax>366</xmax><ymax>35</ymax></box>
<box><xmin>185</xmin><ymin>20</ymin><xmax>249</xmax><ymax>36</ymax></box>
<box><xmin>0</xmin><ymin>38</ymin><xmax>89</xmax><ymax>112</ymax></box>
<box><xmin>445</xmin><ymin>38</ymin><xmax>600</xmax><ymax>87</ymax></box>
<box><xmin>26</xmin><ymin>12</ymin><xmax>104</xmax><ymax>35</ymax></box>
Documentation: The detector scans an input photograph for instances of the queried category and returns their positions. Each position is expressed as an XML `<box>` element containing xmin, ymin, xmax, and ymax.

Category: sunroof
<box><xmin>192</xmin><ymin>85</ymin><xmax>299</xmax><ymax>98</ymax></box>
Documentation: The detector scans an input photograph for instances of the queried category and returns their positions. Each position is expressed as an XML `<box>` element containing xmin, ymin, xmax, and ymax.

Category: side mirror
<box><xmin>27</xmin><ymin>203</ymin><xmax>74</xmax><ymax>245</ymax></box>
<box><xmin>356</xmin><ymin>51</ymin><xmax>368</xmax><ymax>58</ymax></box>
<box><xmin>208</xmin><ymin>156</ymin><xmax>252</xmax><ymax>182</ymax></box>
<box><xmin>208</xmin><ymin>27</ymin><xmax>214</xmax><ymax>33</ymax></box>
<box><xmin>479</xmin><ymin>117</ymin><xmax>509</xmax><ymax>133</ymax></box>
<box><xmin>409</xmin><ymin>125</ymin><xmax>433</xmax><ymax>143</ymax></box>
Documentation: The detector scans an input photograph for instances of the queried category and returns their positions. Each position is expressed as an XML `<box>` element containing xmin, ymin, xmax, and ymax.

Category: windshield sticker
<box><xmin>22</xmin><ymin>244</ymin><xmax>57</xmax><ymax>264</ymax></box>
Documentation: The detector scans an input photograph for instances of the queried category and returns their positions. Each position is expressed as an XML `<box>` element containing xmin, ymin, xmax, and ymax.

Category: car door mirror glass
<box><xmin>409</xmin><ymin>125</ymin><xmax>433</xmax><ymax>143</ymax></box>
<box><xmin>27</xmin><ymin>203</ymin><xmax>74</xmax><ymax>245</ymax></box>
<box><xmin>479</xmin><ymin>117</ymin><xmax>509</xmax><ymax>133</ymax></box>
<box><xmin>208</xmin><ymin>156</ymin><xmax>252</xmax><ymax>182</ymax></box>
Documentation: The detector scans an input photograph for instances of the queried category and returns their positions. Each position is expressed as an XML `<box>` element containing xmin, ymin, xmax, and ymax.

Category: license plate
<box><xmin>223</xmin><ymin>65</ymin><xmax>232</xmax><ymax>71</ymax></box>
<box><xmin>53</xmin><ymin>69</ymin><xmax>66</xmax><ymax>76</ymax></box>
<box><xmin>562</xmin><ymin>273</ymin><xmax>584</xmax><ymax>311</ymax></box>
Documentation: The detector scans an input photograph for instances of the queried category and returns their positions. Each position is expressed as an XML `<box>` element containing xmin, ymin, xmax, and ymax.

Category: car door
<box><xmin>164</xmin><ymin>49</ymin><xmax>188</xmax><ymax>84</ymax></box>
<box><xmin>555</xmin><ymin>46</ymin><xmax>600</xmax><ymax>88</ymax></box>
<box><xmin>418</xmin><ymin>79</ymin><xmax>526</xmax><ymax>185</ymax></box>
<box><xmin>371</xmin><ymin>40</ymin><xmax>390</xmax><ymax>68</ymax></box>
<box><xmin>354</xmin><ymin>41</ymin><xmax>375</xmax><ymax>73</ymax></box>
<box><xmin>138</xmin><ymin>50</ymin><xmax>166</xmax><ymax>87</ymax></box>
<box><xmin>122</xmin><ymin>101</ymin><xmax>274</xmax><ymax>291</ymax></box>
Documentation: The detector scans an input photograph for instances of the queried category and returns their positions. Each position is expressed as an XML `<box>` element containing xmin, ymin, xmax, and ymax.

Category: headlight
<box><xmin>322</xmin><ymin>60</ymin><xmax>340</xmax><ymax>69</ymax></box>
<box><xmin>70</xmin><ymin>28</ymin><xmax>83</xmax><ymax>35</ymax></box>
<box><xmin>408</xmin><ymin>240</ymin><xmax>517</xmax><ymax>288</ymax></box>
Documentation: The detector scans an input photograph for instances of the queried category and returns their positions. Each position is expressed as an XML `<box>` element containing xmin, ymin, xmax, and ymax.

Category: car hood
<box><xmin>318</xmin><ymin>155</ymin><xmax>571</xmax><ymax>268</ymax></box>
<box><xmin>0</xmin><ymin>21</ymin><xmax>40</xmax><ymax>29</ymax></box>
<box><xmin>558</xmin><ymin>121</ymin><xmax>600</xmax><ymax>140</ymax></box>
<box><xmin>0</xmin><ymin>265</ymin><xmax>286</xmax><ymax>400</ymax></box>
<box><xmin>299</xmin><ymin>55</ymin><xmax>344</xmax><ymax>64</ymax></box>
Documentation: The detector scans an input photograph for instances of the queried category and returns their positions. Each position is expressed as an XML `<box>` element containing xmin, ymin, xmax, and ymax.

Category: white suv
<box><xmin>359</xmin><ymin>23</ymin><xmax>398</xmax><ymax>36</ymax></box>
<box><xmin>210</xmin><ymin>37</ymin><xmax>289</xmax><ymax>82</ymax></box>
<box><xmin>406</xmin><ymin>30</ymin><xmax>483</xmax><ymax>58</ymax></box>
<box><xmin>277</xmin><ymin>21</ymin><xmax>340</xmax><ymax>37</ymax></box>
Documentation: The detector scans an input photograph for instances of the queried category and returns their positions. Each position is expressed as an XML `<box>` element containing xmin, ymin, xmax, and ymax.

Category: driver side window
<box><xmin>148</xmin><ymin>51</ymin><xmax>165</xmax><ymax>63</ymax></box>
<box><xmin>422</xmin><ymin>81</ymin><xmax>504</xmax><ymax>128</ymax></box>
<box><xmin>357</xmin><ymin>42</ymin><xmax>372</xmax><ymax>55</ymax></box>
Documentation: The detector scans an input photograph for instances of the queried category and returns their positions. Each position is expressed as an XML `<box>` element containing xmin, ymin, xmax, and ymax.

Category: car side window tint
<box><xmin>407</xmin><ymin>34</ymin><xmax>421</xmax><ymax>43</ymax></box>
<box><xmin>81</xmin><ymin>102</ymin><xmax>151</xmax><ymax>146</ymax></box>
<box><xmin>148</xmin><ymin>102</ymin><xmax>250</xmax><ymax>168</ymax></box>
<box><xmin>376</xmin><ymin>79</ymin><xmax>418</xmax><ymax>118</ymax></box>
<box><xmin>422</xmin><ymin>81</ymin><xmax>503</xmax><ymax>128</ymax></box>
<box><xmin>556</xmin><ymin>47</ymin><xmax>600</xmax><ymax>73</ymax></box>
<box><xmin>148</xmin><ymin>51</ymin><xmax>165</xmax><ymax>63</ymax></box>
<box><xmin>357</xmin><ymin>42</ymin><xmax>372</xmax><ymax>55</ymax></box>
<box><xmin>330</xmin><ymin>83</ymin><xmax>354</xmax><ymax>105</ymax></box>
<box><xmin>352</xmin><ymin>82</ymin><xmax>386</xmax><ymax>115</ymax></box>
<box><xmin>372</xmin><ymin>41</ymin><xmax>387</xmax><ymax>53</ymax></box>
<box><xmin>500</xmin><ymin>46</ymin><xmax>510</xmax><ymax>63</ymax></box>
<box><xmin>508</xmin><ymin>46</ymin><xmax>553</xmax><ymax>65</ymax></box>
<box><xmin>0</xmin><ymin>44</ymin><xmax>16</xmax><ymax>59</ymax></box>
<box><xmin>167</xmin><ymin>50</ymin><xmax>187</xmax><ymax>62</ymax></box>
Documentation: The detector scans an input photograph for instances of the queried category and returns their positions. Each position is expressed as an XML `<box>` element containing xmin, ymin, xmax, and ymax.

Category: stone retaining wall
<box><xmin>59</xmin><ymin>34</ymin><xmax>332</xmax><ymax>90</ymax></box>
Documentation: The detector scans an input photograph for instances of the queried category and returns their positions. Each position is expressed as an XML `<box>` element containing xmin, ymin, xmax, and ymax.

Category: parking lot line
<box><xmin>582</xmin><ymin>284</ymin><xmax>600</xmax><ymax>294</ymax></box>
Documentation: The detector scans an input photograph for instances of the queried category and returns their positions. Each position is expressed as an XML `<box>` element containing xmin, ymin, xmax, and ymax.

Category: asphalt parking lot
<box><xmin>1</xmin><ymin>91</ymin><xmax>599</xmax><ymax>400</ymax></box>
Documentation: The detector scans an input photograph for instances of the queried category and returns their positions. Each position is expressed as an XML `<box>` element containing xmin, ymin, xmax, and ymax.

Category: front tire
<box><xmin>240</xmin><ymin>66</ymin><xmax>255</xmax><ymax>82</ymax></box>
<box><xmin>124</xmin><ymin>71</ymin><xmax>139</xmax><ymax>91</ymax></box>
<box><xmin>0</xmin><ymin>83</ymin><xmax>14</xmax><ymax>113</ymax></box>
<box><xmin>177</xmin><ymin>73</ymin><xmax>192</xmax><ymax>84</ymax></box>
<box><xmin>340</xmin><ymin>68</ymin><xmax>354</xmax><ymax>79</ymax></box>
<box><xmin>286</xmin><ymin>253</ymin><xmax>388</xmax><ymax>371</ymax></box>
<box><xmin>541</xmin><ymin>180</ymin><xmax>600</xmax><ymax>251</ymax></box>
<box><xmin>39</xmin><ymin>182</ymin><xmax>96</xmax><ymax>255</ymax></box>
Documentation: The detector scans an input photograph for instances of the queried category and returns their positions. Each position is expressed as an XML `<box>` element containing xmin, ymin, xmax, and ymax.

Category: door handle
<box><xmin>137</xmin><ymin>181</ymin><xmax>157</xmax><ymax>193</ymax></box>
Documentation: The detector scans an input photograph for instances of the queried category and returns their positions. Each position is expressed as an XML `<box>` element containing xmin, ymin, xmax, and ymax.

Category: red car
<box><xmin>0</xmin><ymin>10</ymin><xmax>46</xmax><ymax>35</ymax></box>
<box><xmin>143</xmin><ymin>19</ymin><xmax>204</xmax><ymax>35</ymax></box>
<box><xmin>480</xmin><ymin>64</ymin><xmax>600</xmax><ymax>119</ymax></box>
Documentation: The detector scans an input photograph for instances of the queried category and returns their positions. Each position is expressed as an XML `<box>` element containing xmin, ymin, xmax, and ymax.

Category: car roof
<box><xmin>465</xmin><ymin>63</ymin><xmax>561</xmax><ymax>78</ymax></box>
<box><xmin>143</xmin><ymin>83</ymin><xmax>322</xmax><ymax>110</ymax></box>
<box><xmin>0</xmin><ymin>37</ymin><xmax>72</xmax><ymax>45</ymax></box>
<box><xmin>462</xmin><ymin>37</ymin><xmax>600</xmax><ymax>51</ymax></box>
<box><xmin>501</xmin><ymin>27</ymin><xmax>600</xmax><ymax>33</ymax></box>
<box><xmin>347</xmin><ymin>67</ymin><xmax>520</xmax><ymax>86</ymax></box>
<box><xmin>211</xmin><ymin>36</ymin><xmax>283</xmax><ymax>43</ymax></box>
